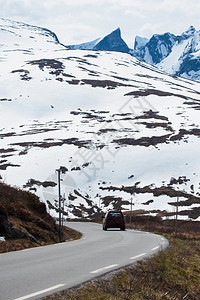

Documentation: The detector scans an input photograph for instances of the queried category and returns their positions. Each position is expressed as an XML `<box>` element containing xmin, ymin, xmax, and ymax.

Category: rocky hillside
<box><xmin>0</xmin><ymin>182</ymin><xmax>80</xmax><ymax>252</ymax></box>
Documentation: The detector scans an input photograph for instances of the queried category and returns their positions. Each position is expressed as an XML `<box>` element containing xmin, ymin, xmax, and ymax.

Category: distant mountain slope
<box><xmin>67</xmin><ymin>38</ymin><xmax>100</xmax><ymax>50</ymax></box>
<box><xmin>0</xmin><ymin>17</ymin><xmax>67</xmax><ymax>57</ymax></box>
<box><xmin>132</xmin><ymin>26</ymin><xmax>200</xmax><ymax>82</ymax></box>
<box><xmin>1</xmin><ymin>18</ymin><xmax>200</xmax><ymax>221</ymax></box>
<box><xmin>67</xmin><ymin>28</ymin><xmax>129</xmax><ymax>53</ymax></box>
<box><xmin>156</xmin><ymin>26</ymin><xmax>200</xmax><ymax>81</ymax></box>
<box><xmin>132</xmin><ymin>32</ymin><xmax>177</xmax><ymax>65</ymax></box>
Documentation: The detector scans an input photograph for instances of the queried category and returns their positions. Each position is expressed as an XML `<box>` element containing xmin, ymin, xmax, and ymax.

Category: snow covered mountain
<box><xmin>0</xmin><ymin>18</ymin><xmax>66</xmax><ymax>53</ymax></box>
<box><xmin>157</xmin><ymin>26</ymin><xmax>200</xmax><ymax>81</ymax></box>
<box><xmin>132</xmin><ymin>26</ymin><xmax>200</xmax><ymax>82</ymax></box>
<box><xmin>69</xmin><ymin>25</ymin><xmax>200</xmax><ymax>83</ymax></box>
<box><xmin>1</xmin><ymin>18</ymin><xmax>200</xmax><ymax>221</ymax></box>
<box><xmin>67</xmin><ymin>38</ymin><xmax>101</xmax><ymax>50</ymax></box>
<box><xmin>67</xmin><ymin>28</ymin><xmax>130</xmax><ymax>53</ymax></box>
<box><xmin>132</xmin><ymin>32</ymin><xmax>177</xmax><ymax>65</ymax></box>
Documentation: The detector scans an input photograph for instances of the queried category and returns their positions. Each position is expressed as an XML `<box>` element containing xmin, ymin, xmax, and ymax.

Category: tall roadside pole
<box><xmin>62</xmin><ymin>194</ymin><xmax>66</xmax><ymax>227</ymax></box>
<box><xmin>56</xmin><ymin>168</ymin><xmax>62</xmax><ymax>242</ymax></box>
<box><xmin>175</xmin><ymin>196</ymin><xmax>179</xmax><ymax>236</ymax></box>
<box><xmin>130</xmin><ymin>197</ymin><xmax>133</xmax><ymax>224</ymax></box>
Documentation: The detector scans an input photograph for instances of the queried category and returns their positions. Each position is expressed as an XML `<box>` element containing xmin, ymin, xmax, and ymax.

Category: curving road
<box><xmin>0</xmin><ymin>222</ymin><xmax>169</xmax><ymax>300</ymax></box>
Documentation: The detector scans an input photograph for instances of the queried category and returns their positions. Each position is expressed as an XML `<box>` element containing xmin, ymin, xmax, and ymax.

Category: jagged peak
<box><xmin>134</xmin><ymin>36</ymin><xmax>149</xmax><ymax>50</ymax></box>
<box><xmin>113</xmin><ymin>27</ymin><xmax>121</xmax><ymax>34</ymax></box>
<box><xmin>101</xmin><ymin>27</ymin><xmax>122</xmax><ymax>39</ymax></box>
<box><xmin>95</xmin><ymin>27</ymin><xmax>122</xmax><ymax>43</ymax></box>
<box><xmin>94</xmin><ymin>27</ymin><xmax>130</xmax><ymax>53</ymax></box>
<box><xmin>182</xmin><ymin>25</ymin><xmax>196</xmax><ymax>37</ymax></box>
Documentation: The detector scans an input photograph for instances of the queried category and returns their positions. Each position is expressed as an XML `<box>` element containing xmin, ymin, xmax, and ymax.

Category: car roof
<box><xmin>107</xmin><ymin>210</ymin><xmax>123</xmax><ymax>213</ymax></box>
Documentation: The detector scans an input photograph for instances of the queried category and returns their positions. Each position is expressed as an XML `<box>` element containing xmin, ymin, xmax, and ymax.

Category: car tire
<box><xmin>121</xmin><ymin>226</ymin><xmax>125</xmax><ymax>231</ymax></box>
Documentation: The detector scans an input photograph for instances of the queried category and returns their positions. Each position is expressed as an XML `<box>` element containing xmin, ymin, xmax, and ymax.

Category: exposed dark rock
<box><xmin>28</xmin><ymin>59</ymin><xmax>65</xmax><ymax>72</ymax></box>
<box><xmin>113</xmin><ymin>133</ymin><xmax>171</xmax><ymax>147</ymax></box>
<box><xmin>24</xmin><ymin>179</ymin><xmax>57</xmax><ymax>188</ymax></box>
<box><xmin>94</xmin><ymin>28</ymin><xmax>130</xmax><ymax>53</ymax></box>
<box><xmin>0</xmin><ymin>212</ymin><xmax>39</xmax><ymax>243</ymax></box>
<box><xmin>0</xmin><ymin>163</ymin><xmax>20</xmax><ymax>170</ymax></box>
<box><xmin>100</xmin><ymin>183</ymin><xmax>200</xmax><ymax>219</ymax></box>
<box><xmin>125</xmin><ymin>89</ymin><xmax>189</xmax><ymax>100</ymax></box>
<box><xmin>133</xmin><ymin>32</ymin><xmax>177</xmax><ymax>64</ymax></box>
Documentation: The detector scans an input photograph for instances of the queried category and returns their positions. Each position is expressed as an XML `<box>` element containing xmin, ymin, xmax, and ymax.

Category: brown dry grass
<box><xmin>0</xmin><ymin>182</ymin><xmax>81</xmax><ymax>253</ymax></box>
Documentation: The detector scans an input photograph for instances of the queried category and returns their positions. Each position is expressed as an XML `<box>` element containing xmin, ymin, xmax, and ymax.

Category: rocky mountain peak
<box><xmin>93</xmin><ymin>27</ymin><xmax>130</xmax><ymax>53</ymax></box>
<box><xmin>181</xmin><ymin>25</ymin><xmax>196</xmax><ymax>38</ymax></box>
<box><xmin>131</xmin><ymin>26</ymin><xmax>200</xmax><ymax>82</ymax></box>
<box><xmin>68</xmin><ymin>27</ymin><xmax>130</xmax><ymax>53</ymax></box>
<box><xmin>134</xmin><ymin>36</ymin><xmax>149</xmax><ymax>50</ymax></box>
<box><xmin>132</xmin><ymin>31</ymin><xmax>177</xmax><ymax>65</ymax></box>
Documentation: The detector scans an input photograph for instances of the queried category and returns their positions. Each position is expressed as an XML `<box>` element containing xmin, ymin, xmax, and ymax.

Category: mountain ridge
<box><xmin>67</xmin><ymin>28</ymin><xmax>129</xmax><ymax>53</ymax></box>
<box><xmin>68</xmin><ymin>25</ymin><xmax>200</xmax><ymax>83</ymax></box>
<box><xmin>0</xmin><ymin>17</ymin><xmax>68</xmax><ymax>58</ymax></box>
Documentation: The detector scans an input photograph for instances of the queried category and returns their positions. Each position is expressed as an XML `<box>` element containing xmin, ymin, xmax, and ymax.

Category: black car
<box><xmin>102</xmin><ymin>210</ymin><xmax>126</xmax><ymax>231</ymax></box>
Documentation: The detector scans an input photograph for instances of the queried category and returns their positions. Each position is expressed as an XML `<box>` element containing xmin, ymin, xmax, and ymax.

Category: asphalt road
<box><xmin>0</xmin><ymin>222</ymin><xmax>169</xmax><ymax>300</ymax></box>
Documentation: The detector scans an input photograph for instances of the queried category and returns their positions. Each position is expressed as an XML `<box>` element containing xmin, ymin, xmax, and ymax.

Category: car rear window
<box><xmin>108</xmin><ymin>212</ymin><xmax>122</xmax><ymax>218</ymax></box>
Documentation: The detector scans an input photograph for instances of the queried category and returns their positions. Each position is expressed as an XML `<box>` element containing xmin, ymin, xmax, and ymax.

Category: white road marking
<box><xmin>130</xmin><ymin>253</ymin><xmax>146</xmax><ymax>260</ymax></box>
<box><xmin>91</xmin><ymin>264</ymin><xmax>119</xmax><ymax>274</ymax></box>
<box><xmin>13</xmin><ymin>284</ymin><xmax>65</xmax><ymax>300</ymax></box>
<box><xmin>81</xmin><ymin>232</ymin><xmax>87</xmax><ymax>240</ymax></box>
<box><xmin>152</xmin><ymin>246</ymin><xmax>160</xmax><ymax>251</ymax></box>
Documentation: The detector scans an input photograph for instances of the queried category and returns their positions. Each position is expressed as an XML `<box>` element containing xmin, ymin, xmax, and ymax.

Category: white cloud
<box><xmin>157</xmin><ymin>0</ymin><xmax>200</xmax><ymax>13</ymax></box>
<box><xmin>124</xmin><ymin>9</ymin><xmax>145</xmax><ymax>19</ymax></box>
<box><xmin>0</xmin><ymin>0</ymin><xmax>200</xmax><ymax>47</ymax></box>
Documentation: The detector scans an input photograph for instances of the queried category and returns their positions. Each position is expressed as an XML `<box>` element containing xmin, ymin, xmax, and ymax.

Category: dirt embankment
<box><xmin>0</xmin><ymin>182</ymin><xmax>81</xmax><ymax>253</ymax></box>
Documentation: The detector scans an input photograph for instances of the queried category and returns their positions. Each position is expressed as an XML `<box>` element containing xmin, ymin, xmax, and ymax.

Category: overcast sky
<box><xmin>1</xmin><ymin>0</ymin><xmax>200</xmax><ymax>47</ymax></box>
